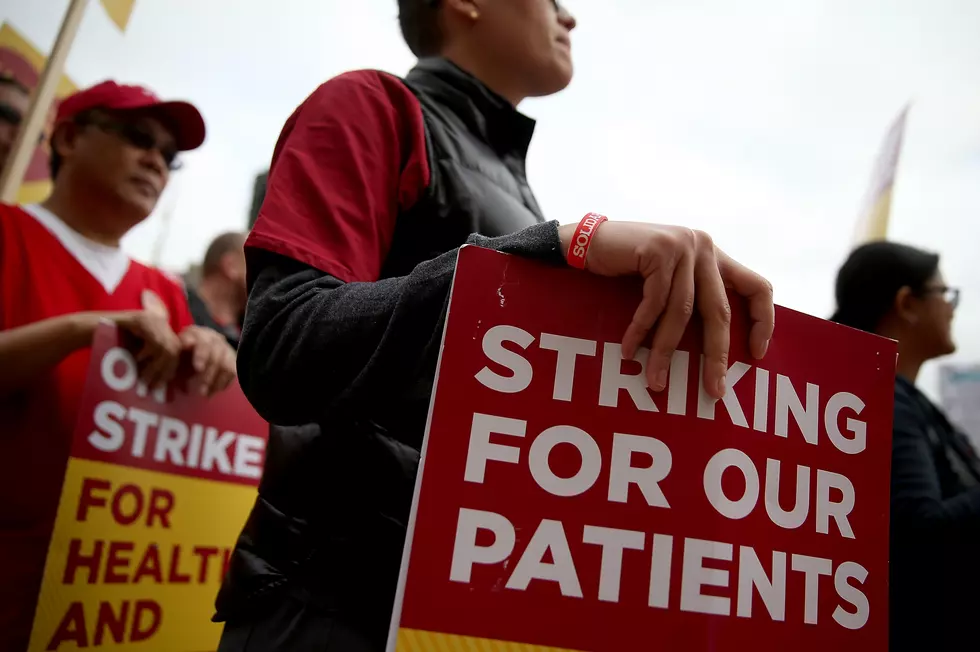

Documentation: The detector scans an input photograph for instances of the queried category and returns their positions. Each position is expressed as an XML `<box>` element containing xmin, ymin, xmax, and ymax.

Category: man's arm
<box><xmin>0</xmin><ymin>313</ymin><xmax>103</xmax><ymax>395</ymax></box>
<box><xmin>0</xmin><ymin>310</ymin><xmax>184</xmax><ymax>397</ymax></box>
<box><xmin>238</xmin><ymin>224</ymin><xmax>563</xmax><ymax>426</ymax></box>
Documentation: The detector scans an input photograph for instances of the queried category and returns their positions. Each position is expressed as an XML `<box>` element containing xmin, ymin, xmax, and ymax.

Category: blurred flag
<box><xmin>99</xmin><ymin>0</ymin><xmax>136</xmax><ymax>32</ymax></box>
<box><xmin>853</xmin><ymin>104</ymin><xmax>911</xmax><ymax>244</ymax></box>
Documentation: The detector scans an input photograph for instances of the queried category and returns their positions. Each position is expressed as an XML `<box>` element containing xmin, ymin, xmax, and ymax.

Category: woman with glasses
<box><xmin>831</xmin><ymin>241</ymin><xmax>975</xmax><ymax>651</ymax></box>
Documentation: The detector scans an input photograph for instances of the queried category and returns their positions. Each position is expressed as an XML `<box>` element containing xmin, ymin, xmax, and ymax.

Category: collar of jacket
<box><xmin>406</xmin><ymin>57</ymin><xmax>537</xmax><ymax>161</ymax></box>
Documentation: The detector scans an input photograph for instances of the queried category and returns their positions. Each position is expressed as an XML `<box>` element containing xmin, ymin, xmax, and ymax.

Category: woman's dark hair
<box><xmin>398</xmin><ymin>0</ymin><xmax>443</xmax><ymax>58</ymax></box>
<box><xmin>831</xmin><ymin>241</ymin><xmax>940</xmax><ymax>333</ymax></box>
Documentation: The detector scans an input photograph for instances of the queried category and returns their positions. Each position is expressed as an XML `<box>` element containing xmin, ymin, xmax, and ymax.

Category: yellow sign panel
<box><xmin>396</xmin><ymin>629</ymin><xmax>584</xmax><ymax>652</ymax></box>
<box><xmin>28</xmin><ymin>459</ymin><xmax>255</xmax><ymax>651</ymax></box>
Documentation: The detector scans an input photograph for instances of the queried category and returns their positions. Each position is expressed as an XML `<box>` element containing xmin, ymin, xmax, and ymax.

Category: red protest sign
<box><xmin>29</xmin><ymin>324</ymin><xmax>267</xmax><ymax>651</ymax></box>
<box><xmin>68</xmin><ymin>324</ymin><xmax>266</xmax><ymax>485</ymax></box>
<box><xmin>389</xmin><ymin>246</ymin><xmax>896</xmax><ymax>652</ymax></box>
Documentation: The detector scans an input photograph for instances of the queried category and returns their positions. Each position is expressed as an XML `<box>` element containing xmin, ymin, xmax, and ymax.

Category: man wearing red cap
<box><xmin>0</xmin><ymin>80</ymin><xmax>235</xmax><ymax>650</ymax></box>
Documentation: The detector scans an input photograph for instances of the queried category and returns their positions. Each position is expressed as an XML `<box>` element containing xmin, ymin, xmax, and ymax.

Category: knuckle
<box><xmin>715</xmin><ymin>300</ymin><xmax>733</xmax><ymax>325</ymax></box>
<box><xmin>675</xmin><ymin>227</ymin><xmax>696</xmax><ymax>251</ymax></box>
<box><xmin>650</xmin><ymin>342</ymin><xmax>675</xmax><ymax>360</ymax></box>
<box><xmin>760</xmin><ymin>276</ymin><xmax>775</xmax><ymax>298</ymax></box>
<box><xmin>692</xmin><ymin>229</ymin><xmax>714</xmax><ymax>251</ymax></box>
<box><xmin>679</xmin><ymin>294</ymin><xmax>696</xmax><ymax>319</ymax></box>
<box><xmin>714</xmin><ymin>348</ymin><xmax>730</xmax><ymax>366</ymax></box>
<box><xmin>681</xmin><ymin>226</ymin><xmax>696</xmax><ymax>243</ymax></box>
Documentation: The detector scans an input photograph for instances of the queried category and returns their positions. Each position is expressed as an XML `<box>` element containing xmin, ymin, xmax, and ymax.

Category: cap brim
<box><xmin>140</xmin><ymin>101</ymin><xmax>206</xmax><ymax>151</ymax></box>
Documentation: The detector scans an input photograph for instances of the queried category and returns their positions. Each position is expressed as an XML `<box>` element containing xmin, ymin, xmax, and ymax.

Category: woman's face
<box><xmin>912</xmin><ymin>271</ymin><xmax>958</xmax><ymax>358</ymax></box>
<box><xmin>475</xmin><ymin>0</ymin><xmax>577</xmax><ymax>99</ymax></box>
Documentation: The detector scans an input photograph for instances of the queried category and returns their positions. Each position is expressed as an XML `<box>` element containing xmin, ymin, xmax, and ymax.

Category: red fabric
<box><xmin>0</xmin><ymin>204</ymin><xmax>193</xmax><ymax>650</ymax></box>
<box><xmin>57</xmin><ymin>80</ymin><xmax>206</xmax><ymax>151</ymax></box>
<box><xmin>246</xmin><ymin>70</ymin><xmax>430</xmax><ymax>283</ymax></box>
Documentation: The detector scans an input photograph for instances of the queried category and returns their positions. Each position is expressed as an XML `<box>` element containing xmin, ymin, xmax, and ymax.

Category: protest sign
<box><xmin>28</xmin><ymin>324</ymin><xmax>267</xmax><ymax>651</ymax></box>
<box><xmin>388</xmin><ymin>246</ymin><xmax>897</xmax><ymax>652</ymax></box>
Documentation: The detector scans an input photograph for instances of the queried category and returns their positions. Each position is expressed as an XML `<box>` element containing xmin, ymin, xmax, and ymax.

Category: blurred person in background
<box><xmin>0</xmin><ymin>75</ymin><xmax>30</xmax><ymax>169</ymax></box>
<box><xmin>215</xmin><ymin>1</ymin><xmax>774</xmax><ymax>650</ymax></box>
<box><xmin>187</xmin><ymin>231</ymin><xmax>247</xmax><ymax>348</ymax></box>
<box><xmin>0</xmin><ymin>80</ymin><xmax>237</xmax><ymax>651</ymax></box>
<box><xmin>831</xmin><ymin>242</ymin><xmax>976</xmax><ymax>652</ymax></box>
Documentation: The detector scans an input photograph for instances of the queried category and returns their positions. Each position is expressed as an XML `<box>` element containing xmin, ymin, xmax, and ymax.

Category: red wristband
<box><xmin>566</xmin><ymin>212</ymin><xmax>608</xmax><ymax>270</ymax></box>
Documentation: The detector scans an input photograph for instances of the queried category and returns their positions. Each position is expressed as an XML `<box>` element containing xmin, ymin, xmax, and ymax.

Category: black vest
<box><xmin>381</xmin><ymin>57</ymin><xmax>545</xmax><ymax>277</ymax></box>
<box><xmin>216</xmin><ymin>59</ymin><xmax>546</xmax><ymax>642</ymax></box>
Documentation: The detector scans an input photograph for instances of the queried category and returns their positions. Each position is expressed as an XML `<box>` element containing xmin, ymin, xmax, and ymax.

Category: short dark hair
<box><xmin>398</xmin><ymin>0</ymin><xmax>443</xmax><ymax>57</ymax></box>
<box><xmin>831</xmin><ymin>241</ymin><xmax>940</xmax><ymax>333</ymax></box>
<box><xmin>203</xmin><ymin>232</ymin><xmax>246</xmax><ymax>277</ymax></box>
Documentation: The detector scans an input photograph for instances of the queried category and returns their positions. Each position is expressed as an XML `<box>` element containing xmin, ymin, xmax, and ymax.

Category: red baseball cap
<box><xmin>56</xmin><ymin>80</ymin><xmax>206</xmax><ymax>151</ymax></box>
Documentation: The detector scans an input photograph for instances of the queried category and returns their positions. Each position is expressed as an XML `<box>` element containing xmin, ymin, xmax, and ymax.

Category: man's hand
<box><xmin>111</xmin><ymin>311</ymin><xmax>182</xmax><ymax>390</ymax></box>
<box><xmin>559</xmin><ymin>221</ymin><xmax>775</xmax><ymax>400</ymax></box>
<box><xmin>178</xmin><ymin>326</ymin><xmax>236</xmax><ymax>397</ymax></box>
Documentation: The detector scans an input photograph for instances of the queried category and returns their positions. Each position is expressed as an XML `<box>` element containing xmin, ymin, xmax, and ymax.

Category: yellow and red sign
<box><xmin>0</xmin><ymin>22</ymin><xmax>78</xmax><ymax>205</ymax></box>
<box><xmin>29</xmin><ymin>324</ymin><xmax>267</xmax><ymax>651</ymax></box>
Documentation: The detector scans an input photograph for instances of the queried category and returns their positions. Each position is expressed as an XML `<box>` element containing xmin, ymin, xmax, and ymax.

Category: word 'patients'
<box><xmin>389</xmin><ymin>246</ymin><xmax>896</xmax><ymax>652</ymax></box>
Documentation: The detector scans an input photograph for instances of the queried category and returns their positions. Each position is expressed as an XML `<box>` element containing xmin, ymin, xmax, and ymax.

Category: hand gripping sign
<box><xmin>29</xmin><ymin>324</ymin><xmax>267</xmax><ymax>652</ymax></box>
<box><xmin>388</xmin><ymin>246</ymin><xmax>896</xmax><ymax>652</ymax></box>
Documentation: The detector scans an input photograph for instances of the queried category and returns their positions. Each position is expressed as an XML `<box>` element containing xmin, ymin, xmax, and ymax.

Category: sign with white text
<box><xmin>29</xmin><ymin>324</ymin><xmax>267</xmax><ymax>651</ymax></box>
<box><xmin>388</xmin><ymin>246</ymin><xmax>897</xmax><ymax>651</ymax></box>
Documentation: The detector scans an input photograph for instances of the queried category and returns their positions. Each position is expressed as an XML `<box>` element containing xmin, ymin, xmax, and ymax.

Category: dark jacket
<box><xmin>214</xmin><ymin>59</ymin><xmax>565</xmax><ymax>647</ymax></box>
<box><xmin>889</xmin><ymin>376</ymin><xmax>980</xmax><ymax>652</ymax></box>
<box><xmin>185</xmin><ymin>285</ymin><xmax>242</xmax><ymax>349</ymax></box>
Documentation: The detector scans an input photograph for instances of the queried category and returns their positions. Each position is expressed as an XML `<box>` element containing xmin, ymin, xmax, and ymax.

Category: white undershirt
<box><xmin>23</xmin><ymin>204</ymin><xmax>131</xmax><ymax>294</ymax></box>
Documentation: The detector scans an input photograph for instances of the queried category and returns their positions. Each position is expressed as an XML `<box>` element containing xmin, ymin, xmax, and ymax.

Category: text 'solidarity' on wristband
<box><xmin>566</xmin><ymin>212</ymin><xmax>608</xmax><ymax>270</ymax></box>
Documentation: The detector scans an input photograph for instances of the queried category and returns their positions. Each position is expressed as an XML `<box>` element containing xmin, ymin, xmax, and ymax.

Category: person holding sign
<box><xmin>216</xmin><ymin>1</ymin><xmax>774</xmax><ymax>649</ymax></box>
<box><xmin>832</xmin><ymin>242</ymin><xmax>975</xmax><ymax>652</ymax></box>
<box><xmin>0</xmin><ymin>81</ymin><xmax>236</xmax><ymax>651</ymax></box>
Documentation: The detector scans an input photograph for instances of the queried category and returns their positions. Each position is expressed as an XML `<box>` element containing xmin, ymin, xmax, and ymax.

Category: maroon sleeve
<box><xmin>246</xmin><ymin>70</ymin><xmax>430</xmax><ymax>283</ymax></box>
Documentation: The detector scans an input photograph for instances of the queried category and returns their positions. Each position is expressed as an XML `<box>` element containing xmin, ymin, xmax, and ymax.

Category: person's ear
<box><xmin>50</xmin><ymin>122</ymin><xmax>81</xmax><ymax>163</ymax></box>
<box><xmin>894</xmin><ymin>286</ymin><xmax>919</xmax><ymax>325</ymax></box>
<box><xmin>444</xmin><ymin>0</ymin><xmax>480</xmax><ymax>22</ymax></box>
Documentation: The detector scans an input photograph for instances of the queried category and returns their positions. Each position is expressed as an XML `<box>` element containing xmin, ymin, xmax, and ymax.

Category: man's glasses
<box><xmin>83</xmin><ymin>115</ymin><xmax>182</xmax><ymax>171</ymax></box>
<box><xmin>921</xmin><ymin>285</ymin><xmax>960</xmax><ymax>309</ymax></box>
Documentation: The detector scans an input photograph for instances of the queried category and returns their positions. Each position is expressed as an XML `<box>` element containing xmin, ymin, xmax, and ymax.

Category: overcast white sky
<box><xmin>5</xmin><ymin>0</ymin><xmax>980</xmax><ymax>397</ymax></box>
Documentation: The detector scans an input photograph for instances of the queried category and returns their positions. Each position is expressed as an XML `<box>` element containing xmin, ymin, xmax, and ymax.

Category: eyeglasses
<box><xmin>82</xmin><ymin>115</ymin><xmax>182</xmax><ymax>171</ymax></box>
<box><xmin>920</xmin><ymin>285</ymin><xmax>960</xmax><ymax>309</ymax></box>
<box><xmin>0</xmin><ymin>102</ymin><xmax>23</xmax><ymax>127</ymax></box>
